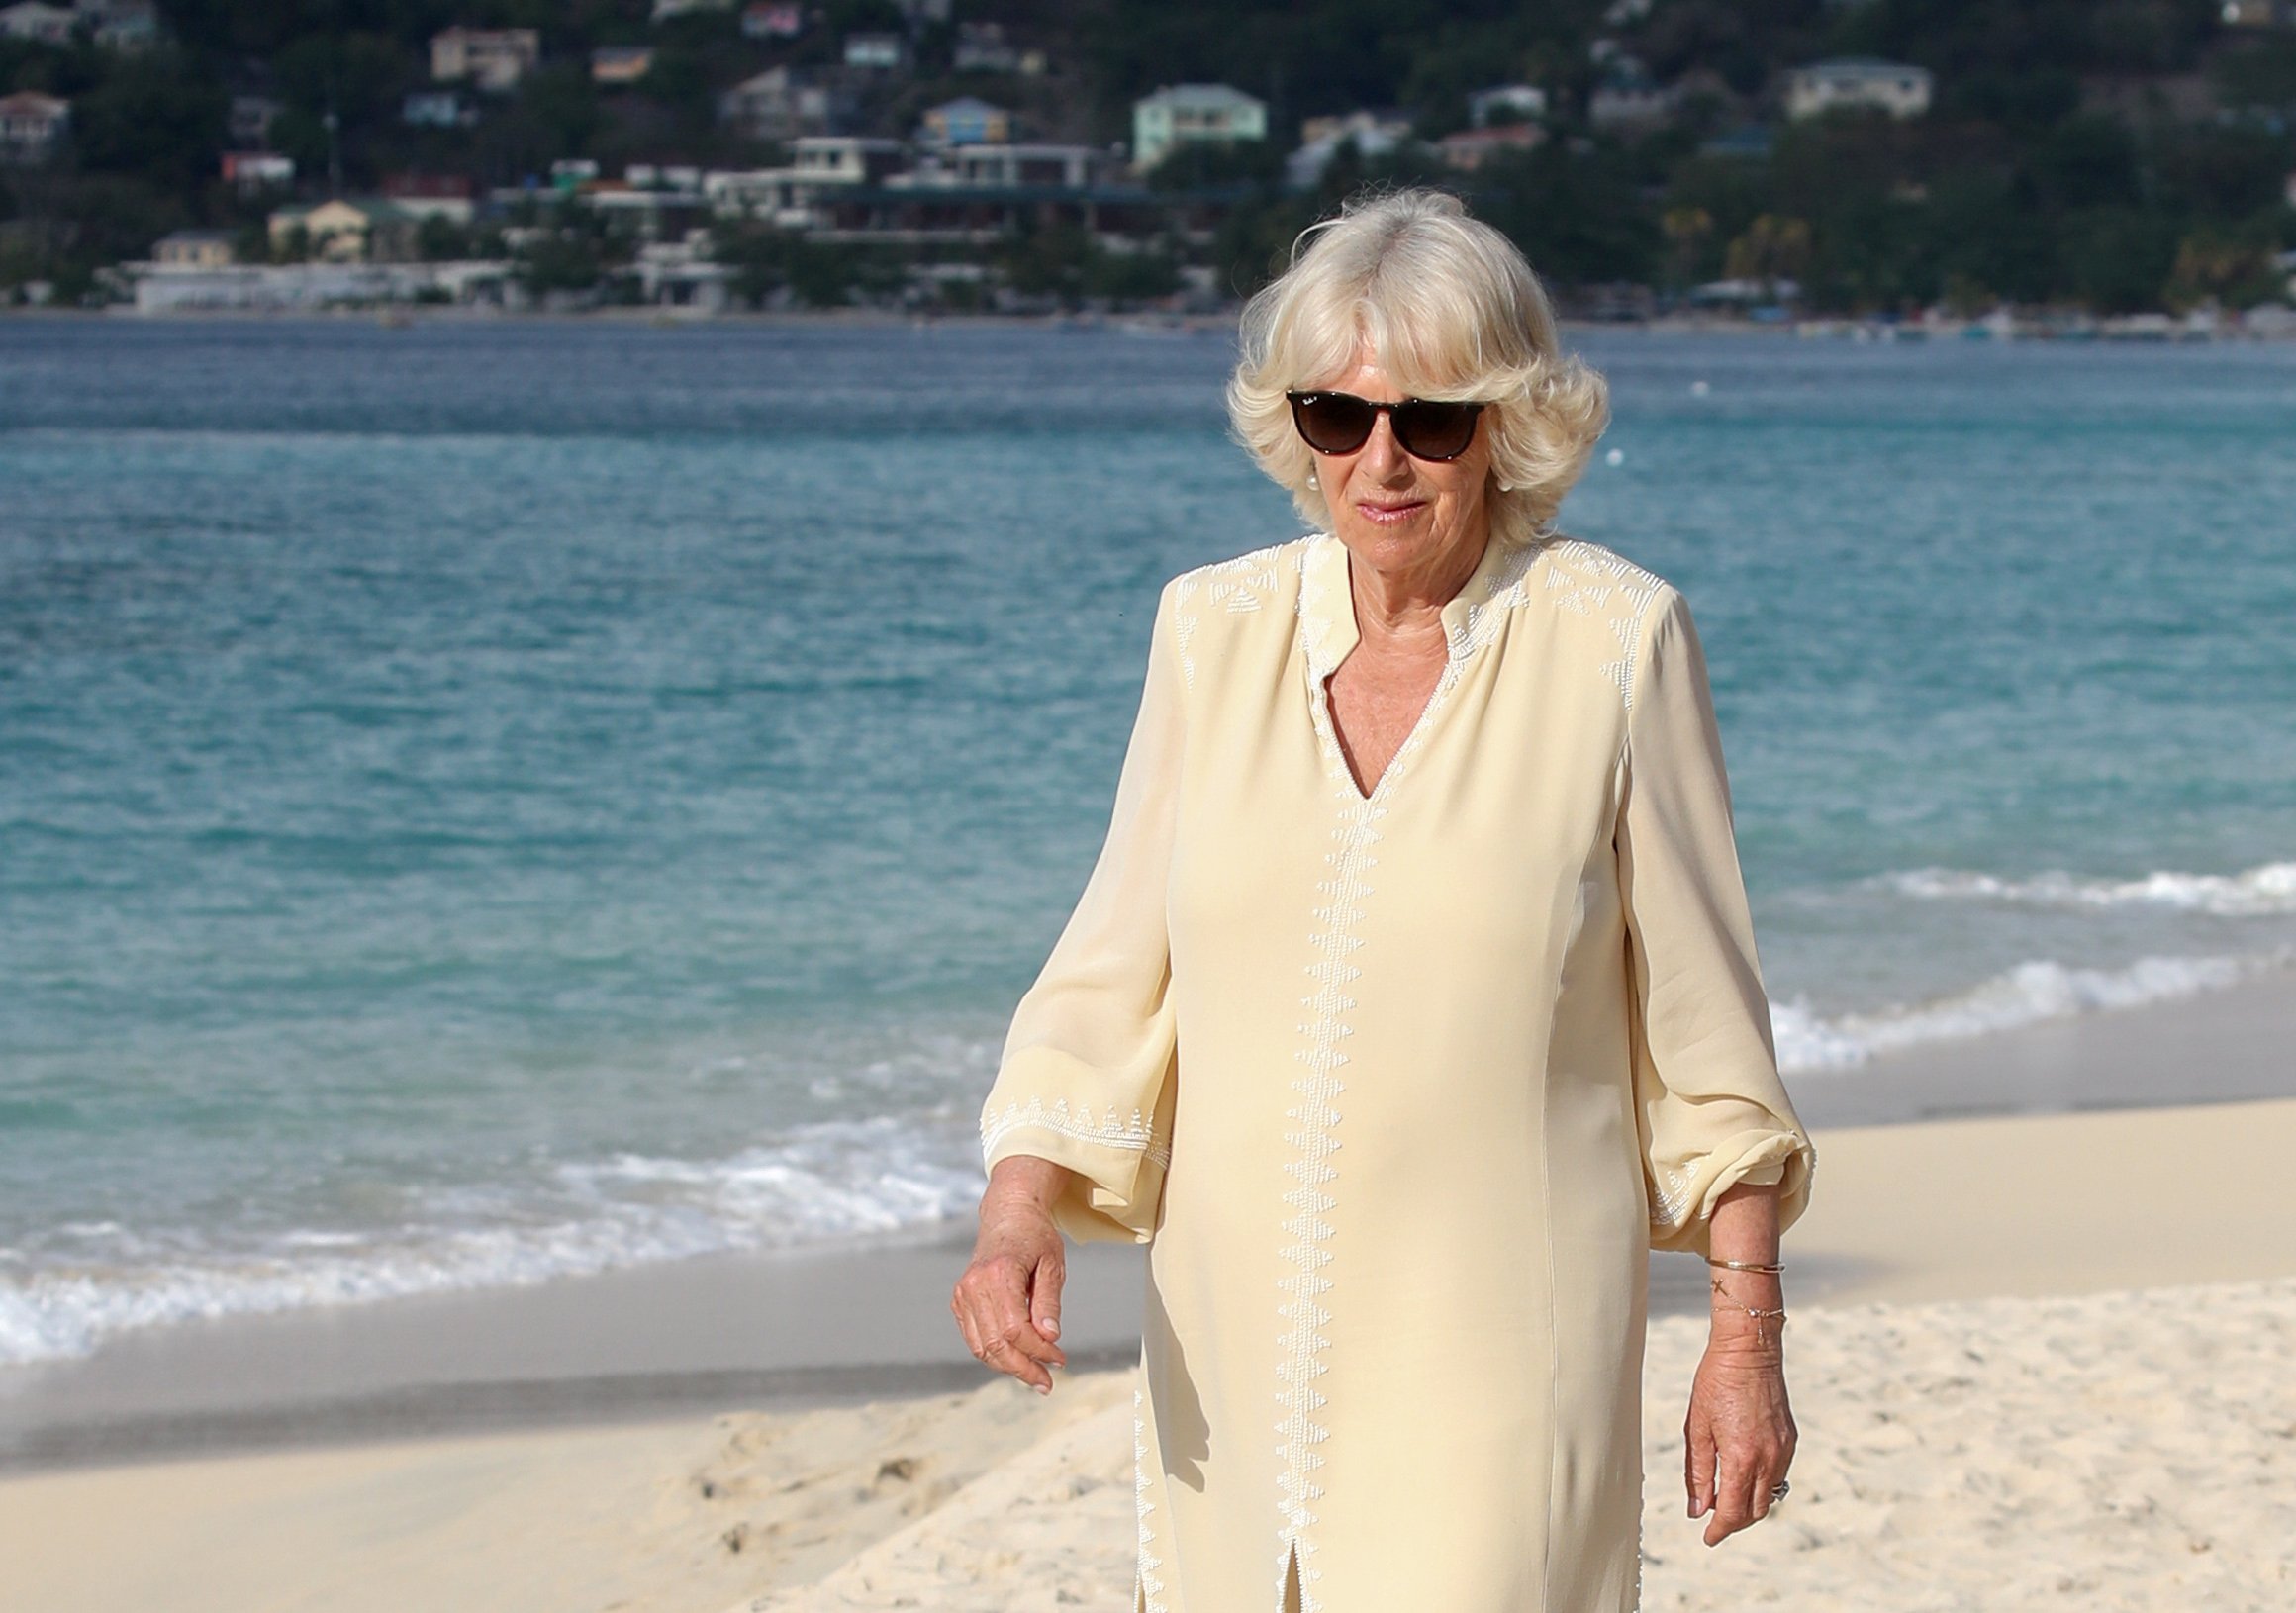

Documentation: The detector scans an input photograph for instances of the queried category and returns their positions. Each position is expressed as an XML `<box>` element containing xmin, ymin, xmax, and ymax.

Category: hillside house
<box><xmin>1468</xmin><ymin>84</ymin><xmax>1548</xmax><ymax>127</ymax></box>
<box><xmin>0</xmin><ymin>90</ymin><xmax>67</xmax><ymax>162</ymax></box>
<box><xmin>718</xmin><ymin>65</ymin><xmax>842</xmax><ymax>140</ymax></box>
<box><xmin>920</xmin><ymin>97</ymin><xmax>1009</xmax><ymax>147</ymax></box>
<box><xmin>0</xmin><ymin>2</ymin><xmax>72</xmax><ymax>44</ymax></box>
<box><xmin>1289</xmin><ymin>111</ymin><xmax>1410</xmax><ymax>187</ymax></box>
<box><xmin>153</xmin><ymin>230</ymin><xmax>235</xmax><ymax>268</ymax></box>
<box><xmin>1785</xmin><ymin>58</ymin><xmax>1933</xmax><ymax>120</ymax></box>
<box><xmin>269</xmin><ymin>198</ymin><xmax>420</xmax><ymax>264</ymax></box>
<box><xmin>742</xmin><ymin>3</ymin><xmax>802</xmax><ymax>39</ymax></box>
<box><xmin>382</xmin><ymin>173</ymin><xmax>475</xmax><ymax>224</ymax></box>
<box><xmin>1132</xmin><ymin>83</ymin><xmax>1266</xmax><ymax>170</ymax></box>
<box><xmin>86</xmin><ymin>0</ymin><xmax>156</xmax><ymax>48</ymax></box>
<box><xmin>592</xmin><ymin>46</ymin><xmax>654</xmax><ymax>84</ymax></box>
<box><xmin>844</xmin><ymin>32</ymin><xmax>906</xmax><ymax>70</ymax></box>
<box><xmin>430</xmin><ymin>27</ymin><xmax>540</xmax><ymax>92</ymax></box>
<box><xmin>221</xmin><ymin>151</ymin><xmax>294</xmax><ymax>193</ymax></box>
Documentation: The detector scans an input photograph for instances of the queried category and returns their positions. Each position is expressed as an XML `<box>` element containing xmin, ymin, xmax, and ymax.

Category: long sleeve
<box><xmin>976</xmin><ymin>579</ymin><xmax>1184</xmax><ymax>1244</ymax></box>
<box><xmin>1615</xmin><ymin>587</ymin><xmax>1816</xmax><ymax>1256</ymax></box>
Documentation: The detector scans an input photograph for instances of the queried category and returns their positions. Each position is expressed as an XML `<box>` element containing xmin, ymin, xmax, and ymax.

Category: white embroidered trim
<box><xmin>1169</xmin><ymin>539</ymin><xmax>1292</xmax><ymax>691</ymax></box>
<box><xmin>1134</xmin><ymin>1385</ymin><xmax>1170</xmax><ymax>1613</ymax></box>
<box><xmin>1543</xmin><ymin>538</ymin><xmax>1665</xmax><ymax>711</ymax></box>
<box><xmin>979</xmin><ymin>1094</ymin><xmax>1172</xmax><ymax>1171</ymax></box>
<box><xmin>1272</xmin><ymin>778</ymin><xmax>1363</xmax><ymax>1613</ymax></box>
<box><xmin>1270</xmin><ymin>536</ymin><xmax>1554</xmax><ymax>1613</ymax></box>
<box><xmin>1650</xmin><ymin>1140</ymin><xmax>1810</xmax><ymax>1233</ymax></box>
<box><xmin>1649</xmin><ymin>1159</ymin><xmax>1696</xmax><ymax>1230</ymax></box>
<box><xmin>1168</xmin><ymin>531</ymin><xmax>1674</xmax><ymax>1606</ymax></box>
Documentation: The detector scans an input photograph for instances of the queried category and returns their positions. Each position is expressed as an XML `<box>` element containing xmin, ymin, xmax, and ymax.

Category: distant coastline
<box><xmin>9</xmin><ymin>302</ymin><xmax>2295</xmax><ymax>341</ymax></box>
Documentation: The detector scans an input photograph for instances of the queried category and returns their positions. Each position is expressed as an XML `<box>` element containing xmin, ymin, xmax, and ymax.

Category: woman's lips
<box><xmin>1356</xmin><ymin>499</ymin><xmax>1426</xmax><ymax>525</ymax></box>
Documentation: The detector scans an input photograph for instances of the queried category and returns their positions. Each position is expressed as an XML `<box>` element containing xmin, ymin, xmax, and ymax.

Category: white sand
<box><xmin>731</xmin><ymin>1279</ymin><xmax>2296</xmax><ymax>1613</ymax></box>
<box><xmin>8</xmin><ymin>1094</ymin><xmax>2296</xmax><ymax>1613</ymax></box>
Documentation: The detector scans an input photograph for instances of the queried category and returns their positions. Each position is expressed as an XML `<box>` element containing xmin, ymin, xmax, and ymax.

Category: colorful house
<box><xmin>1131</xmin><ymin>83</ymin><xmax>1266</xmax><ymax>171</ymax></box>
<box><xmin>920</xmin><ymin>97</ymin><xmax>1009</xmax><ymax>148</ymax></box>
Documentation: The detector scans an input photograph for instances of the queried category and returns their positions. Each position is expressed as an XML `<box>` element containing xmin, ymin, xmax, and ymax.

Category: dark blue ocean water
<box><xmin>2</xmin><ymin>317</ymin><xmax>2292</xmax><ymax>1363</ymax></box>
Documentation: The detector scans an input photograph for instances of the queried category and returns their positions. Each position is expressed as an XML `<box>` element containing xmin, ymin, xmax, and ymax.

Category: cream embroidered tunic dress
<box><xmin>977</xmin><ymin>528</ymin><xmax>1817</xmax><ymax>1613</ymax></box>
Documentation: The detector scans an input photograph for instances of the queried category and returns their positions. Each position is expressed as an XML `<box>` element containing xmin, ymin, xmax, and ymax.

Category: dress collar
<box><xmin>1297</xmin><ymin>528</ymin><xmax>1538</xmax><ymax>680</ymax></box>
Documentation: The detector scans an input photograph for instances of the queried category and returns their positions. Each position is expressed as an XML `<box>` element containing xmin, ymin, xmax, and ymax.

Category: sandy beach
<box><xmin>4</xmin><ymin>975</ymin><xmax>2293</xmax><ymax>1612</ymax></box>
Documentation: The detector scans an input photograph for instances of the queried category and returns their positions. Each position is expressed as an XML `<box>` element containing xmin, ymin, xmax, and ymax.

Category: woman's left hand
<box><xmin>1683</xmin><ymin>1336</ymin><xmax>1796</xmax><ymax>1546</ymax></box>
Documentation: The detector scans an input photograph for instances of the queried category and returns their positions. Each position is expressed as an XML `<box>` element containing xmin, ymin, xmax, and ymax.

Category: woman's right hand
<box><xmin>950</xmin><ymin>1155</ymin><xmax>1072</xmax><ymax>1393</ymax></box>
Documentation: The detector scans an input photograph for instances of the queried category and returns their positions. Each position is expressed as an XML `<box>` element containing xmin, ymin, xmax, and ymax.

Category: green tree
<box><xmin>2058</xmin><ymin>206</ymin><xmax>2181</xmax><ymax>312</ymax></box>
<box><xmin>69</xmin><ymin>51</ymin><xmax>228</xmax><ymax>193</ymax></box>
<box><xmin>2162</xmin><ymin>224</ymin><xmax>2287</xmax><ymax>311</ymax></box>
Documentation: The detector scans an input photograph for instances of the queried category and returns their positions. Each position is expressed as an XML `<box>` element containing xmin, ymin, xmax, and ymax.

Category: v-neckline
<box><xmin>1297</xmin><ymin>531</ymin><xmax>1525</xmax><ymax>806</ymax></box>
<box><xmin>1319</xmin><ymin>656</ymin><xmax>1448</xmax><ymax>803</ymax></box>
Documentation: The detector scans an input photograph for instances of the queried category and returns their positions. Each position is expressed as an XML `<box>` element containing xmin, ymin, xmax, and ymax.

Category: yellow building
<box><xmin>268</xmin><ymin>199</ymin><xmax>420</xmax><ymax>264</ymax></box>
<box><xmin>153</xmin><ymin>230</ymin><xmax>236</xmax><ymax>268</ymax></box>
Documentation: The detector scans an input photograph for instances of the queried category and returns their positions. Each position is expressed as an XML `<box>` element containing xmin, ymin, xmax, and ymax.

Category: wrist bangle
<box><xmin>1706</xmin><ymin>1257</ymin><xmax>1784</xmax><ymax>1273</ymax></box>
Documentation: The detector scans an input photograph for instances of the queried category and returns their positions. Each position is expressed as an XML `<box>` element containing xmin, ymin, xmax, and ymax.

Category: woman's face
<box><xmin>1306</xmin><ymin>347</ymin><xmax>1494</xmax><ymax>585</ymax></box>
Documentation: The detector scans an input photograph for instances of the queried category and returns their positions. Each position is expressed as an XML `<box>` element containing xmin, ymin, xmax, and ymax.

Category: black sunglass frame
<box><xmin>1284</xmin><ymin>390</ymin><xmax>1488</xmax><ymax>462</ymax></box>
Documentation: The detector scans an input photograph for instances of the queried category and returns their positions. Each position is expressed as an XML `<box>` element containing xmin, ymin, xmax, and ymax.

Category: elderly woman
<box><xmin>950</xmin><ymin>188</ymin><xmax>1816</xmax><ymax>1613</ymax></box>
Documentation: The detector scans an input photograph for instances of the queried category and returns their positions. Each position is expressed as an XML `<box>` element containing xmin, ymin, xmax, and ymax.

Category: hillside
<box><xmin>2</xmin><ymin>0</ymin><xmax>2292</xmax><ymax>314</ymax></box>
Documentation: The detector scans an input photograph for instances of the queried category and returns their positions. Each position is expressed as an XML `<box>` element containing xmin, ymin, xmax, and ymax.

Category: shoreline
<box><xmin>7</xmin><ymin>1086</ymin><xmax>2296</xmax><ymax>1610</ymax></box>
<box><xmin>9</xmin><ymin>303</ymin><xmax>2294</xmax><ymax>341</ymax></box>
<box><xmin>0</xmin><ymin>966</ymin><xmax>2288</xmax><ymax>1474</ymax></box>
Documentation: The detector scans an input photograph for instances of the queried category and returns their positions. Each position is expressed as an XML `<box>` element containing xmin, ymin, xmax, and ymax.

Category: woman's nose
<box><xmin>1359</xmin><ymin>414</ymin><xmax>1409</xmax><ymax>478</ymax></box>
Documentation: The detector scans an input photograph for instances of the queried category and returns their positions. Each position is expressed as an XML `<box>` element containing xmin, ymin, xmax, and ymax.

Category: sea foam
<box><xmin>1876</xmin><ymin>859</ymin><xmax>2296</xmax><ymax>918</ymax></box>
<box><xmin>1771</xmin><ymin>951</ymin><xmax>2269</xmax><ymax>1074</ymax></box>
<box><xmin>0</xmin><ymin>1113</ymin><xmax>986</xmax><ymax>1368</ymax></box>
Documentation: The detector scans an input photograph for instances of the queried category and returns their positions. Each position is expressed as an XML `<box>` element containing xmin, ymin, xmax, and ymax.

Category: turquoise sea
<box><xmin>2</xmin><ymin>318</ymin><xmax>2292</xmax><ymax>1366</ymax></box>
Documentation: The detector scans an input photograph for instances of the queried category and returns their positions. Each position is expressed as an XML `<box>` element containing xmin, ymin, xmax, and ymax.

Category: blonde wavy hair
<box><xmin>1225</xmin><ymin>187</ymin><xmax>1609</xmax><ymax>548</ymax></box>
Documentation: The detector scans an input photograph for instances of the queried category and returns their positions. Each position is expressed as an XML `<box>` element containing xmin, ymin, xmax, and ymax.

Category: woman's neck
<box><xmin>1346</xmin><ymin>523</ymin><xmax>1490</xmax><ymax>658</ymax></box>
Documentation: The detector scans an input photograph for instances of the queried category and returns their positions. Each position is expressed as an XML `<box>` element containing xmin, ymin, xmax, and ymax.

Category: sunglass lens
<box><xmin>1392</xmin><ymin>402</ymin><xmax>1480</xmax><ymax>460</ymax></box>
<box><xmin>1293</xmin><ymin>393</ymin><xmax>1376</xmax><ymax>454</ymax></box>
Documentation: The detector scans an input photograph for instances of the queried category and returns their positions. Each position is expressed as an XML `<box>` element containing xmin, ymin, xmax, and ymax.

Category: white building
<box><xmin>891</xmin><ymin>142</ymin><xmax>1114</xmax><ymax>190</ymax></box>
<box><xmin>635</xmin><ymin>231</ymin><xmax>729</xmax><ymax>311</ymax></box>
<box><xmin>221</xmin><ymin>150</ymin><xmax>295</xmax><ymax>193</ymax></box>
<box><xmin>0</xmin><ymin>2</ymin><xmax>73</xmax><ymax>44</ymax></box>
<box><xmin>1784</xmin><ymin>58</ymin><xmax>1933</xmax><ymax>121</ymax></box>
<box><xmin>843</xmin><ymin>31</ymin><xmax>906</xmax><ymax>69</ymax></box>
<box><xmin>718</xmin><ymin>65</ymin><xmax>839</xmax><ymax>140</ymax></box>
<box><xmin>1589</xmin><ymin>72</ymin><xmax>1679</xmax><ymax>131</ymax></box>
<box><xmin>430</xmin><ymin>27</ymin><xmax>540</xmax><ymax>92</ymax></box>
<box><xmin>0</xmin><ymin>90</ymin><xmax>68</xmax><ymax>162</ymax></box>
<box><xmin>1288</xmin><ymin>111</ymin><xmax>1410</xmax><ymax>188</ymax></box>
<box><xmin>85</xmin><ymin>0</ymin><xmax>156</xmax><ymax>48</ymax></box>
<box><xmin>791</xmin><ymin>136</ymin><xmax>905</xmax><ymax>183</ymax></box>
<box><xmin>1131</xmin><ymin>83</ymin><xmax>1267</xmax><ymax>171</ymax></box>
<box><xmin>1468</xmin><ymin>84</ymin><xmax>1547</xmax><ymax>128</ymax></box>
<box><xmin>704</xmin><ymin>138</ymin><xmax>906</xmax><ymax>226</ymax></box>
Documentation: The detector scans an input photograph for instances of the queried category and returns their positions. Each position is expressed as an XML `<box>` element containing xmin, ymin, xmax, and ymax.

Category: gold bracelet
<box><xmin>1710</xmin><ymin>1277</ymin><xmax>1788</xmax><ymax>1337</ymax></box>
<box><xmin>1707</xmin><ymin>1257</ymin><xmax>1784</xmax><ymax>1273</ymax></box>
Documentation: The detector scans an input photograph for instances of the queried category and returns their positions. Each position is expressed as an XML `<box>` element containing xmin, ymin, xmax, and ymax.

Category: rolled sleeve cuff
<box><xmin>1647</xmin><ymin>1129</ymin><xmax>1816</xmax><ymax>1257</ymax></box>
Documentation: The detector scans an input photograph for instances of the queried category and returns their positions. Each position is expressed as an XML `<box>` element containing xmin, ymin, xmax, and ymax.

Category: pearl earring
<box><xmin>1306</xmin><ymin>469</ymin><xmax>1319</xmax><ymax>489</ymax></box>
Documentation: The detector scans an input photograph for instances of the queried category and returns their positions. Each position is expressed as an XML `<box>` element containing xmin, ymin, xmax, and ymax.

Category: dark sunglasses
<box><xmin>1285</xmin><ymin>390</ymin><xmax>1487</xmax><ymax>461</ymax></box>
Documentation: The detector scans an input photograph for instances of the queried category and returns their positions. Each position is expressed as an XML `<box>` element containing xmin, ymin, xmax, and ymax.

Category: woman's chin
<box><xmin>1335</xmin><ymin>516</ymin><xmax>1471</xmax><ymax>573</ymax></box>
